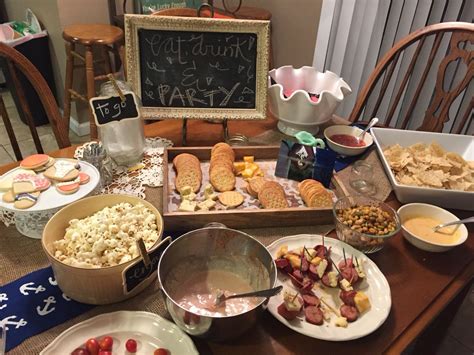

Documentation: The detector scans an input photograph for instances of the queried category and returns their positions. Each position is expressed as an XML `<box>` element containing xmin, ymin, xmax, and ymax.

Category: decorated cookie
<box><xmin>33</xmin><ymin>157</ymin><xmax>56</xmax><ymax>172</ymax></box>
<box><xmin>56</xmin><ymin>179</ymin><xmax>80</xmax><ymax>194</ymax></box>
<box><xmin>12</xmin><ymin>173</ymin><xmax>38</xmax><ymax>194</ymax></box>
<box><xmin>14</xmin><ymin>191</ymin><xmax>40</xmax><ymax>209</ymax></box>
<box><xmin>20</xmin><ymin>154</ymin><xmax>50</xmax><ymax>170</ymax></box>
<box><xmin>0</xmin><ymin>169</ymin><xmax>36</xmax><ymax>192</ymax></box>
<box><xmin>2</xmin><ymin>190</ymin><xmax>15</xmax><ymax>203</ymax></box>
<box><xmin>77</xmin><ymin>172</ymin><xmax>90</xmax><ymax>185</ymax></box>
<box><xmin>12</xmin><ymin>174</ymin><xmax>51</xmax><ymax>194</ymax></box>
<box><xmin>44</xmin><ymin>161</ymin><xmax>80</xmax><ymax>182</ymax></box>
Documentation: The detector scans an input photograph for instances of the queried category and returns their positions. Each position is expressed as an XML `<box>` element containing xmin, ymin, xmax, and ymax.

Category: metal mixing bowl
<box><xmin>157</xmin><ymin>225</ymin><xmax>277</xmax><ymax>341</ymax></box>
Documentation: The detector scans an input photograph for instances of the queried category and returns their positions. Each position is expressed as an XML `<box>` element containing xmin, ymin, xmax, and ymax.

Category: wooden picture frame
<box><xmin>125</xmin><ymin>14</ymin><xmax>270</xmax><ymax>120</ymax></box>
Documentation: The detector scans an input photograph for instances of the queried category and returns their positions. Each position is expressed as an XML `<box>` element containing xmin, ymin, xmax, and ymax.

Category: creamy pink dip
<box><xmin>172</xmin><ymin>269</ymin><xmax>258</xmax><ymax>317</ymax></box>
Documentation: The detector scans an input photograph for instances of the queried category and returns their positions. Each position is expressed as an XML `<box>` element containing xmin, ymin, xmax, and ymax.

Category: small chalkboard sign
<box><xmin>122</xmin><ymin>236</ymin><xmax>171</xmax><ymax>294</ymax></box>
<box><xmin>89</xmin><ymin>92</ymin><xmax>140</xmax><ymax>126</ymax></box>
<box><xmin>125</xmin><ymin>14</ymin><xmax>270</xmax><ymax>120</ymax></box>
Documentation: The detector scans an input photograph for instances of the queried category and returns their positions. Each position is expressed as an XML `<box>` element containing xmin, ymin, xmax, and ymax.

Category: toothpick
<box><xmin>320</xmin><ymin>297</ymin><xmax>341</xmax><ymax>317</ymax></box>
<box><xmin>343</xmin><ymin>248</ymin><xmax>347</xmax><ymax>266</ymax></box>
<box><xmin>331</xmin><ymin>259</ymin><xmax>342</xmax><ymax>276</ymax></box>
<box><xmin>107</xmin><ymin>73</ymin><xmax>125</xmax><ymax>102</ymax></box>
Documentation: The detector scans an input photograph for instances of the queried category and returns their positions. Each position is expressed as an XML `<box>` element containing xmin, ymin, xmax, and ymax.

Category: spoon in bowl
<box><xmin>214</xmin><ymin>285</ymin><xmax>283</xmax><ymax>307</ymax></box>
<box><xmin>433</xmin><ymin>216</ymin><xmax>474</xmax><ymax>232</ymax></box>
<box><xmin>357</xmin><ymin>117</ymin><xmax>379</xmax><ymax>142</ymax></box>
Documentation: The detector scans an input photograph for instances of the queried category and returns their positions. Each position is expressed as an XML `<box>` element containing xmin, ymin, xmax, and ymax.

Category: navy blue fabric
<box><xmin>0</xmin><ymin>267</ymin><xmax>94</xmax><ymax>351</ymax></box>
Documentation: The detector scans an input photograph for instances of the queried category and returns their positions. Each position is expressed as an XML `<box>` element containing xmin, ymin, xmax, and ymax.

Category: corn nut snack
<box><xmin>337</xmin><ymin>205</ymin><xmax>396</xmax><ymax>236</ymax></box>
<box><xmin>53</xmin><ymin>202</ymin><xmax>160</xmax><ymax>268</ymax></box>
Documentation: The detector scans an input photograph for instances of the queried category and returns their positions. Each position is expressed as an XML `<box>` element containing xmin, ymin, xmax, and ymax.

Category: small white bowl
<box><xmin>324</xmin><ymin>125</ymin><xmax>373</xmax><ymax>156</ymax></box>
<box><xmin>397</xmin><ymin>203</ymin><xmax>468</xmax><ymax>252</ymax></box>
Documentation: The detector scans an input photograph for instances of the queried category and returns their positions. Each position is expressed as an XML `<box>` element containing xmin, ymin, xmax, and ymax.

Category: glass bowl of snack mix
<box><xmin>333</xmin><ymin>195</ymin><xmax>401</xmax><ymax>253</ymax></box>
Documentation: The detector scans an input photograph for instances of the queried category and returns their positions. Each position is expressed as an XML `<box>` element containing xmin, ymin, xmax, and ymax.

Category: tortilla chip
<box><xmin>383</xmin><ymin>141</ymin><xmax>474</xmax><ymax>192</ymax></box>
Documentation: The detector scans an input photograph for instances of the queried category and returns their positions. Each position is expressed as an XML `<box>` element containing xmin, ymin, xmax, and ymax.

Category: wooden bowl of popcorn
<box><xmin>42</xmin><ymin>194</ymin><xmax>163</xmax><ymax>305</ymax></box>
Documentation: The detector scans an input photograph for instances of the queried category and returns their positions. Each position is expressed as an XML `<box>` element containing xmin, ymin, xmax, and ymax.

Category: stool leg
<box><xmin>101</xmin><ymin>45</ymin><xmax>112</xmax><ymax>75</ymax></box>
<box><xmin>63</xmin><ymin>41</ymin><xmax>74</xmax><ymax>131</ymax></box>
<box><xmin>85</xmin><ymin>45</ymin><xmax>98</xmax><ymax>139</ymax></box>
<box><xmin>117</xmin><ymin>44</ymin><xmax>127</xmax><ymax>80</ymax></box>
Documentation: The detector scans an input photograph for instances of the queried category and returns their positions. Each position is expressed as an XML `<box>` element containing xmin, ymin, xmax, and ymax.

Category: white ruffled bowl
<box><xmin>268</xmin><ymin>66</ymin><xmax>352</xmax><ymax>136</ymax></box>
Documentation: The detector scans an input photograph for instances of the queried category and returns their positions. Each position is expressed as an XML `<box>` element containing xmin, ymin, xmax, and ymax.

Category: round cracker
<box><xmin>210</xmin><ymin>166</ymin><xmax>236</xmax><ymax>192</ymax></box>
<box><xmin>218</xmin><ymin>191</ymin><xmax>244</xmax><ymax>207</ymax></box>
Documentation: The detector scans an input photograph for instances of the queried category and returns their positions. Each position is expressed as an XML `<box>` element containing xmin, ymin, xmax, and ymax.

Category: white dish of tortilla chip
<box><xmin>371</xmin><ymin>128</ymin><xmax>474</xmax><ymax>211</ymax></box>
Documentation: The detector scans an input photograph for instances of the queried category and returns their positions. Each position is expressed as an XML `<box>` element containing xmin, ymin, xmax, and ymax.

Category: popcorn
<box><xmin>53</xmin><ymin>202</ymin><xmax>160</xmax><ymax>268</ymax></box>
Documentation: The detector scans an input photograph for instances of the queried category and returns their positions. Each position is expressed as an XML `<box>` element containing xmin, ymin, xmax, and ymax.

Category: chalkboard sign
<box><xmin>122</xmin><ymin>237</ymin><xmax>171</xmax><ymax>294</ymax></box>
<box><xmin>125</xmin><ymin>14</ymin><xmax>270</xmax><ymax>120</ymax></box>
<box><xmin>89</xmin><ymin>92</ymin><xmax>140</xmax><ymax>126</ymax></box>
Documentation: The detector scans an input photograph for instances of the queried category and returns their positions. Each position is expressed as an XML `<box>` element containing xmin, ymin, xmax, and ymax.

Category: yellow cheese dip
<box><xmin>403</xmin><ymin>217</ymin><xmax>461</xmax><ymax>245</ymax></box>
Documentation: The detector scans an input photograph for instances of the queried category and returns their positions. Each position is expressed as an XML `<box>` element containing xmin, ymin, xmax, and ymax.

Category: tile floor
<box><xmin>0</xmin><ymin>88</ymin><xmax>472</xmax><ymax>354</ymax></box>
<box><xmin>0</xmin><ymin>89</ymin><xmax>89</xmax><ymax>164</ymax></box>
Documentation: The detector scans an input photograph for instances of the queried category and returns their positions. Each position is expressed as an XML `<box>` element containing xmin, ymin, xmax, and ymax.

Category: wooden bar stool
<box><xmin>62</xmin><ymin>24</ymin><xmax>124</xmax><ymax>139</ymax></box>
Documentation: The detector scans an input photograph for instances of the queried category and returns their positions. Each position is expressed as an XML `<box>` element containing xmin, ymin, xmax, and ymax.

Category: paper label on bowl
<box><xmin>122</xmin><ymin>237</ymin><xmax>171</xmax><ymax>294</ymax></box>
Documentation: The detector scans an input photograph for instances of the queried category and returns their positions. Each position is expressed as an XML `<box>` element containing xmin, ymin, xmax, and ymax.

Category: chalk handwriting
<box><xmin>146</xmin><ymin>61</ymin><xmax>165</xmax><ymax>73</ymax></box>
<box><xmin>209</xmin><ymin>62</ymin><xmax>229</xmax><ymax>71</ymax></box>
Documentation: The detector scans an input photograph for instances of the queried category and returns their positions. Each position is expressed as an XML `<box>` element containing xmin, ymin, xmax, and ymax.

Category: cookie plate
<box><xmin>0</xmin><ymin>160</ymin><xmax>100</xmax><ymax>212</ymax></box>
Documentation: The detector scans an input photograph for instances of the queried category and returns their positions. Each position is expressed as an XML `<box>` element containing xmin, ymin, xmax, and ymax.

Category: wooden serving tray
<box><xmin>163</xmin><ymin>146</ymin><xmax>340</xmax><ymax>231</ymax></box>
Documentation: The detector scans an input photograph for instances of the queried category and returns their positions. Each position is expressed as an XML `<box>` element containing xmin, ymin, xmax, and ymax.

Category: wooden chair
<box><xmin>108</xmin><ymin>0</ymin><xmax>132</xmax><ymax>30</ymax></box>
<box><xmin>348</xmin><ymin>22</ymin><xmax>473</xmax><ymax>134</ymax></box>
<box><xmin>0</xmin><ymin>43</ymin><xmax>70</xmax><ymax>161</ymax></box>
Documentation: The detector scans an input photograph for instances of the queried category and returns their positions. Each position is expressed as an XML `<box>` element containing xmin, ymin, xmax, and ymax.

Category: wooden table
<box><xmin>1</xmin><ymin>118</ymin><xmax>473</xmax><ymax>354</ymax></box>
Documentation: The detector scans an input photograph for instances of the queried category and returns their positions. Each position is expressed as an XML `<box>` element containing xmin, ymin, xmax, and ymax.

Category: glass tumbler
<box><xmin>98</xmin><ymin>80</ymin><xmax>145</xmax><ymax>166</ymax></box>
<box><xmin>349</xmin><ymin>161</ymin><xmax>376</xmax><ymax>195</ymax></box>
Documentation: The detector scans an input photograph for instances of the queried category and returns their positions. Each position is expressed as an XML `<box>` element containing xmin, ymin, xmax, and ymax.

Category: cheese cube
<box><xmin>310</xmin><ymin>256</ymin><xmax>322</xmax><ymax>266</ymax></box>
<box><xmin>197</xmin><ymin>199</ymin><xmax>216</xmax><ymax>211</ymax></box>
<box><xmin>354</xmin><ymin>291</ymin><xmax>371</xmax><ymax>313</ymax></box>
<box><xmin>204</xmin><ymin>184</ymin><xmax>216</xmax><ymax>200</ymax></box>
<box><xmin>303</xmin><ymin>248</ymin><xmax>316</xmax><ymax>261</ymax></box>
<box><xmin>284</xmin><ymin>254</ymin><xmax>301</xmax><ymax>269</ymax></box>
<box><xmin>241</xmin><ymin>168</ymin><xmax>255</xmax><ymax>179</ymax></box>
<box><xmin>355</xmin><ymin>261</ymin><xmax>366</xmax><ymax>278</ymax></box>
<box><xmin>179</xmin><ymin>185</ymin><xmax>192</xmax><ymax>196</ymax></box>
<box><xmin>327</xmin><ymin>271</ymin><xmax>338</xmax><ymax>287</ymax></box>
<box><xmin>233</xmin><ymin>162</ymin><xmax>246</xmax><ymax>173</ymax></box>
<box><xmin>316</xmin><ymin>259</ymin><xmax>328</xmax><ymax>278</ymax></box>
<box><xmin>243</xmin><ymin>156</ymin><xmax>254</xmax><ymax>163</ymax></box>
<box><xmin>178</xmin><ymin>200</ymin><xmax>197</xmax><ymax>212</ymax></box>
<box><xmin>275</xmin><ymin>245</ymin><xmax>288</xmax><ymax>259</ymax></box>
<box><xmin>335</xmin><ymin>317</ymin><xmax>348</xmax><ymax>328</ymax></box>
<box><xmin>283</xmin><ymin>290</ymin><xmax>302</xmax><ymax>312</ymax></box>
<box><xmin>182</xmin><ymin>192</ymin><xmax>196</xmax><ymax>201</ymax></box>
<box><xmin>339</xmin><ymin>279</ymin><xmax>353</xmax><ymax>291</ymax></box>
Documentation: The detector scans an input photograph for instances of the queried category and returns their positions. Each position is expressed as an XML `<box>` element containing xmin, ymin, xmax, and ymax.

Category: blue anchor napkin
<box><xmin>0</xmin><ymin>267</ymin><xmax>94</xmax><ymax>352</ymax></box>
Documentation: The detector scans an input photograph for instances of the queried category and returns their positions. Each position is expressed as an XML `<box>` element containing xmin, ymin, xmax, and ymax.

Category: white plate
<box><xmin>0</xmin><ymin>160</ymin><xmax>100</xmax><ymax>212</ymax></box>
<box><xmin>267</xmin><ymin>234</ymin><xmax>391</xmax><ymax>341</ymax></box>
<box><xmin>371</xmin><ymin>127</ymin><xmax>474</xmax><ymax>211</ymax></box>
<box><xmin>40</xmin><ymin>311</ymin><xmax>199</xmax><ymax>355</ymax></box>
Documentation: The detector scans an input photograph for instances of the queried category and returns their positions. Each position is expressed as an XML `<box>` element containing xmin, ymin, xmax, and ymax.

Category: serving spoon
<box><xmin>357</xmin><ymin>117</ymin><xmax>379</xmax><ymax>142</ymax></box>
<box><xmin>214</xmin><ymin>285</ymin><xmax>283</xmax><ymax>307</ymax></box>
<box><xmin>433</xmin><ymin>216</ymin><xmax>474</xmax><ymax>232</ymax></box>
